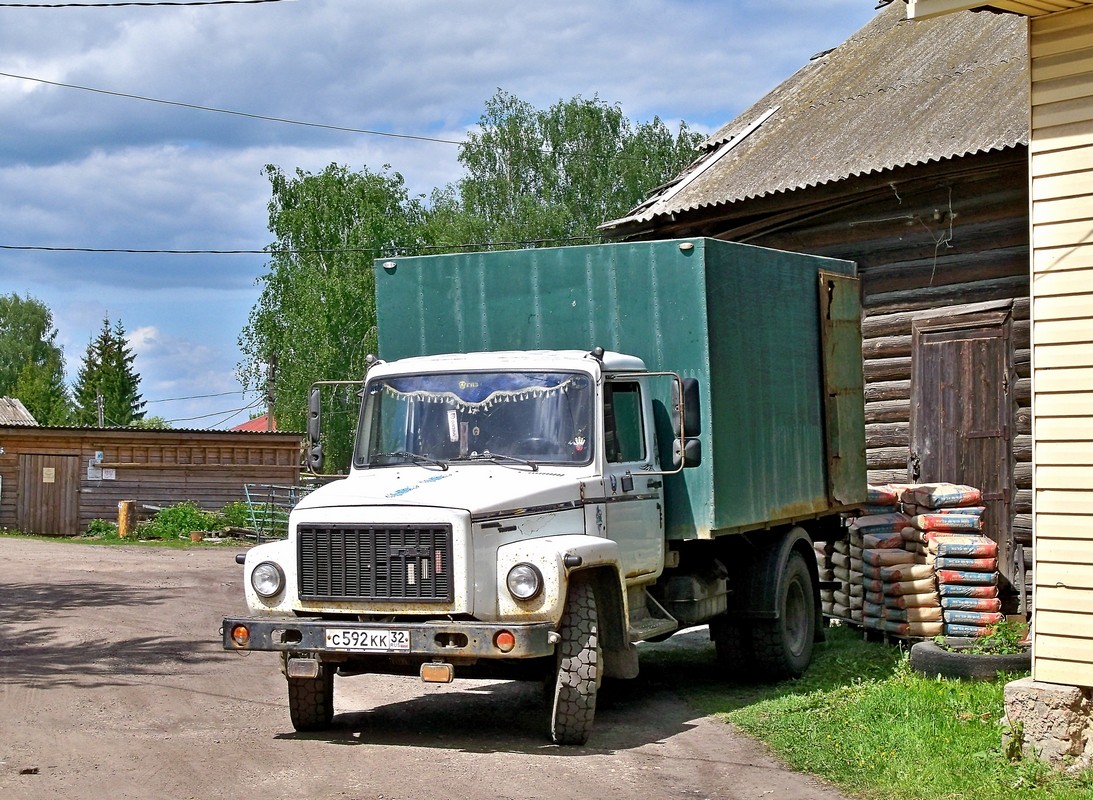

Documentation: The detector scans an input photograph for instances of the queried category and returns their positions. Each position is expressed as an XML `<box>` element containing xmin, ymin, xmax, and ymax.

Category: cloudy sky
<box><xmin>1</xmin><ymin>0</ymin><xmax>879</xmax><ymax>429</ymax></box>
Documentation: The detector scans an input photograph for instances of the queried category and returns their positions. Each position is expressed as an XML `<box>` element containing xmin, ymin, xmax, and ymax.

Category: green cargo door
<box><xmin>819</xmin><ymin>272</ymin><xmax>866</xmax><ymax>506</ymax></box>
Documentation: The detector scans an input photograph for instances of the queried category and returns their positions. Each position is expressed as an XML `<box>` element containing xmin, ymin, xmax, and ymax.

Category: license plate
<box><xmin>325</xmin><ymin>628</ymin><xmax>411</xmax><ymax>651</ymax></box>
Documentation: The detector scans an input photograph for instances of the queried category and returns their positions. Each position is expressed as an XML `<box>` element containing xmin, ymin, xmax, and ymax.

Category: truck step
<box><xmin>628</xmin><ymin>615</ymin><xmax>679</xmax><ymax>643</ymax></box>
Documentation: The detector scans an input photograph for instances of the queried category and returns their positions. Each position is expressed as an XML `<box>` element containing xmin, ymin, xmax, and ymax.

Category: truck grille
<box><xmin>297</xmin><ymin>523</ymin><xmax>454</xmax><ymax>603</ymax></box>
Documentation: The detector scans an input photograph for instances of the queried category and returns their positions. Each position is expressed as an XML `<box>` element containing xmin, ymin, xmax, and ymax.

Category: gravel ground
<box><xmin>0</xmin><ymin>537</ymin><xmax>850</xmax><ymax>800</ymax></box>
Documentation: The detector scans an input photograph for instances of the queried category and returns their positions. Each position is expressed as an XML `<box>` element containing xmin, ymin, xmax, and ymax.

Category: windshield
<box><xmin>356</xmin><ymin>370</ymin><xmax>594</xmax><ymax>467</ymax></box>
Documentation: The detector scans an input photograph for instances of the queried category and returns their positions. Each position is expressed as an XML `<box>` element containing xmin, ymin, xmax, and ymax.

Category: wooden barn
<box><xmin>602</xmin><ymin>3</ymin><xmax>1031</xmax><ymax>596</ymax></box>
<box><xmin>0</xmin><ymin>424</ymin><xmax>302</xmax><ymax>536</ymax></box>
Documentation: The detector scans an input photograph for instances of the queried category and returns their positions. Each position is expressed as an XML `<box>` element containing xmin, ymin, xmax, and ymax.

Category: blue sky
<box><xmin>0</xmin><ymin>0</ymin><xmax>879</xmax><ymax>428</ymax></box>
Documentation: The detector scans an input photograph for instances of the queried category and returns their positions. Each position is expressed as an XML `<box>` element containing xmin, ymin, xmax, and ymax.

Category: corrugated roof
<box><xmin>603</xmin><ymin>2</ymin><xmax>1028</xmax><ymax>232</ymax></box>
<box><xmin>231</xmin><ymin>413</ymin><xmax>278</xmax><ymax>432</ymax></box>
<box><xmin>0</xmin><ymin>397</ymin><xmax>37</xmax><ymax>425</ymax></box>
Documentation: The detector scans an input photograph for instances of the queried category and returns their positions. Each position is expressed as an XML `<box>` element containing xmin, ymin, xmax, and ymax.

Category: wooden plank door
<box><xmin>17</xmin><ymin>454</ymin><xmax>80</xmax><ymax>535</ymax></box>
<box><xmin>910</xmin><ymin>310</ymin><xmax>1013</xmax><ymax>585</ymax></box>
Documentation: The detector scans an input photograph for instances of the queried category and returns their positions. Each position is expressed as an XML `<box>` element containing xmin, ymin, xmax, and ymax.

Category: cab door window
<box><xmin>604</xmin><ymin>382</ymin><xmax>645</xmax><ymax>463</ymax></box>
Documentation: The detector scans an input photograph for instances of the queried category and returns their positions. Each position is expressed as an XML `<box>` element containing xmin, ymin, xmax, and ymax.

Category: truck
<box><xmin>222</xmin><ymin>238</ymin><xmax>866</xmax><ymax>745</ymax></box>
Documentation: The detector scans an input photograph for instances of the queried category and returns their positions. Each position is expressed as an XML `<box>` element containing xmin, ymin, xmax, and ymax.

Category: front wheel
<box><xmin>750</xmin><ymin>551</ymin><xmax>816</xmax><ymax>680</ymax></box>
<box><xmin>548</xmin><ymin>576</ymin><xmax>599</xmax><ymax>745</ymax></box>
<box><xmin>287</xmin><ymin>666</ymin><xmax>335</xmax><ymax>732</ymax></box>
<box><xmin>709</xmin><ymin>616</ymin><xmax>756</xmax><ymax>681</ymax></box>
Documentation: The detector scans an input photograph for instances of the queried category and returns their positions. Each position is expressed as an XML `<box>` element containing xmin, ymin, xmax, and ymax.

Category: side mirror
<box><xmin>307</xmin><ymin>387</ymin><xmax>324</xmax><ymax>473</ymax></box>
<box><xmin>671</xmin><ymin>378</ymin><xmax>701</xmax><ymax>438</ymax></box>
<box><xmin>673</xmin><ymin>437</ymin><xmax>702</xmax><ymax>469</ymax></box>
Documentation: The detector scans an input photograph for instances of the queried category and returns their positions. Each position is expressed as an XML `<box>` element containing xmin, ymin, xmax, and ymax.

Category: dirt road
<box><xmin>0</xmin><ymin>538</ymin><xmax>848</xmax><ymax>800</ymax></box>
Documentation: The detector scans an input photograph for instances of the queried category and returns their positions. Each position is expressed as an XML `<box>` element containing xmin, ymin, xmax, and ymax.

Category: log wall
<box><xmin>0</xmin><ymin>425</ymin><xmax>303</xmax><ymax>535</ymax></box>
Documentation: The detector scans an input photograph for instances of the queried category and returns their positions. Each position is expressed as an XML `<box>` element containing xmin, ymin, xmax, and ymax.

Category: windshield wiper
<box><xmin>368</xmin><ymin>451</ymin><xmax>449</xmax><ymax>470</ymax></box>
<box><xmin>463</xmin><ymin>452</ymin><xmax>538</xmax><ymax>472</ymax></box>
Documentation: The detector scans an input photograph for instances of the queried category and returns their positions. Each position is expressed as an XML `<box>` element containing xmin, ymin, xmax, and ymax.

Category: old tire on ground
<box><xmin>909</xmin><ymin>640</ymin><xmax>1030</xmax><ymax>680</ymax></box>
<box><xmin>709</xmin><ymin>616</ymin><xmax>756</xmax><ymax>681</ymax></box>
<box><xmin>750</xmin><ymin>551</ymin><xmax>815</xmax><ymax>680</ymax></box>
<box><xmin>549</xmin><ymin>576</ymin><xmax>599</xmax><ymax>745</ymax></box>
<box><xmin>288</xmin><ymin>666</ymin><xmax>335</xmax><ymax>732</ymax></box>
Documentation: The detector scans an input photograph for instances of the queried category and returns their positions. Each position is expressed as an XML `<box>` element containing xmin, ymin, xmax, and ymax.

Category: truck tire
<box><xmin>548</xmin><ymin>576</ymin><xmax>599</xmax><ymax>745</ymax></box>
<box><xmin>288</xmin><ymin>666</ymin><xmax>335</xmax><ymax>732</ymax></box>
<box><xmin>750</xmin><ymin>551</ymin><xmax>815</xmax><ymax>680</ymax></box>
<box><xmin>709</xmin><ymin>617</ymin><xmax>756</xmax><ymax>681</ymax></box>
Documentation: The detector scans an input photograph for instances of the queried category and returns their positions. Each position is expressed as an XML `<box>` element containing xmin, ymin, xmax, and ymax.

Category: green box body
<box><xmin>374</xmin><ymin>238</ymin><xmax>866</xmax><ymax>540</ymax></box>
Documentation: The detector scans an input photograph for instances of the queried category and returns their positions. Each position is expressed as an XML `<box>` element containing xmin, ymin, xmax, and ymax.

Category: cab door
<box><xmin>603</xmin><ymin>379</ymin><xmax>665</xmax><ymax>582</ymax></box>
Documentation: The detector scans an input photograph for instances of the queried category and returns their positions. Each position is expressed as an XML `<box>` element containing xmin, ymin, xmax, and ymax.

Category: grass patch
<box><xmin>640</xmin><ymin>625</ymin><xmax>1092</xmax><ymax>800</ymax></box>
<box><xmin>0</xmin><ymin>500</ymin><xmax>259</xmax><ymax>547</ymax></box>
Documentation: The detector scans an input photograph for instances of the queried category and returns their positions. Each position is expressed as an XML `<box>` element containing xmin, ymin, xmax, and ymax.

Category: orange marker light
<box><xmin>231</xmin><ymin>625</ymin><xmax>250</xmax><ymax>647</ymax></box>
<box><xmin>494</xmin><ymin>630</ymin><xmax>516</xmax><ymax>653</ymax></box>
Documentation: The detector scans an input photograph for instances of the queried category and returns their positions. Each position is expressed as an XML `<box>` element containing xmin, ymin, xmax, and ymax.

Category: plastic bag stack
<box><xmin>853</xmin><ymin>486</ymin><xmax>943</xmax><ymax>637</ymax></box>
<box><xmin>899</xmin><ymin>483</ymin><xmax>1000</xmax><ymax>637</ymax></box>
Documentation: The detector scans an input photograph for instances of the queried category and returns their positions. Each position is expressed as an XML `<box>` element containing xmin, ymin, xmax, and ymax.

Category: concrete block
<box><xmin>1003</xmin><ymin>677</ymin><xmax>1093</xmax><ymax>771</ymax></box>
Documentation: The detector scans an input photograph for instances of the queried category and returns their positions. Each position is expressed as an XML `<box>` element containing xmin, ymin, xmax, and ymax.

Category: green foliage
<box><xmin>444</xmin><ymin>90</ymin><xmax>704</xmax><ymax>248</ymax></box>
<box><xmin>0</xmin><ymin>292</ymin><xmax>73</xmax><ymax>424</ymax></box>
<box><xmin>129</xmin><ymin>415</ymin><xmax>172</xmax><ymax>429</ymax></box>
<box><xmin>240</xmin><ymin>91</ymin><xmax>704</xmax><ymax>472</ymax></box>
<box><xmin>239</xmin><ymin>163</ymin><xmax>427</xmax><ymax>471</ymax></box>
<box><xmin>640</xmin><ymin>626</ymin><xmax>1090</xmax><ymax>800</ymax></box>
<box><xmin>219</xmin><ymin>500</ymin><xmax>251</xmax><ymax>529</ymax></box>
<box><xmin>73</xmin><ymin>316</ymin><xmax>146</xmax><ymax>427</ymax></box>
<box><xmin>934</xmin><ymin>620</ymin><xmax>1030</xmax><ymax>655</ymax></box>
<box><xmin>138</xmin><ymin>501</ymin><xmax>216</xmax><ymax>540</ymax></box>
<box><xmin>84</xmin><ymin>518</ymin><xmax>119</xmax><ymax>538</ymax></box>
<box><xmin>79</xmin><ymin>500</ymin><xmax>253</xmax><ymax>544</ymax></box>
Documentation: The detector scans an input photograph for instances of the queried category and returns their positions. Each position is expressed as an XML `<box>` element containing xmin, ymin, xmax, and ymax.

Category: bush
<box><xmin>218</xmin><ymin>501</ymin><xmax>251</xmax><ymax>530</ymax></box>
<box><xmin>138</xmin><ymin>501</ymin><xmax>216</xmax><ymax>541</ymax></box>
<box><xmin>85</xmin><ymin>518</ymin><xmax>119</xmax><ymax>538</ymax></box>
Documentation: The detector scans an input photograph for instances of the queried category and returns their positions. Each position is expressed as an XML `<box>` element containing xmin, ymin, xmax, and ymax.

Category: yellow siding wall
<box><xmin>1030</xmin><ymin>5</ymin><xmax>1093</xmax><ymax>688</ymax></box>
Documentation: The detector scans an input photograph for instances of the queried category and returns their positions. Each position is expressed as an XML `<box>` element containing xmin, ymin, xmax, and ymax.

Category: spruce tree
<box><xmin>72</xmin><ymin>316</ymin><xmax>146</xmax><ymax>426</ymax></box>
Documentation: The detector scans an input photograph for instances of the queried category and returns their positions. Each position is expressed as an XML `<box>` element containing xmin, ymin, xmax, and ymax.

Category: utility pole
<box><xmin>96</xmin><ymin>392</ymin><xmax>105</xmax><ymax>427</ymax></box>
<box><xmin>265</xmin><ymin>355</ymin><xmax>277</xmax><ymax>432</ymax></box>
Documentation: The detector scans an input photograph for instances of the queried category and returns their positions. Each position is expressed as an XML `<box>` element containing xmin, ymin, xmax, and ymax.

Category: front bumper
<box><xmin>222</xmin><ymin>616</ymin><xmax>556</xmax><ymax>659</ymax></box>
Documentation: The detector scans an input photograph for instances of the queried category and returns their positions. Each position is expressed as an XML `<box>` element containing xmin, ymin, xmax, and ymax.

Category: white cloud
<box><xmin>0</xmin><ymin>0</ymin><xmax>879</xmax><ymax>427</ymax></box>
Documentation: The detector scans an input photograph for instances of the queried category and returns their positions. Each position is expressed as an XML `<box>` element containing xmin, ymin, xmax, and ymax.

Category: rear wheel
<box><xmin>287</xmin><ymin>666</ymin><xmax>335</xmax><ymax>732</ymax></box>
<box><xmin>750</xmin><ymin>551</ymin><xmax>815</xmax><ymax>679</ymax></box>
<box><xmin>548</xmin><ymin>576</ymin><xmax>599</xmax><ymax>745</ymax></box>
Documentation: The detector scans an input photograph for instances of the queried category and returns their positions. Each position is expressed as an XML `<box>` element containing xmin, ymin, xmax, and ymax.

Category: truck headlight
<box><xmin>506</xmin><ymin>563</ymin><xmax>542</xmax><ymax>601</ymax></box>
<box><xmin>251</xmin><ymin>561</ymin><xmax>285</xmax><ymax>598</ymax></box>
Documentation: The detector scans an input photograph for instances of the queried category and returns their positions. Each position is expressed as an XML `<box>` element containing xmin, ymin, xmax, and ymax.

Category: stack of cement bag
<box><xmin>856</xmin><ymin>503</ymin><xmax>943</xmax><ymax>638</ymax></box>
<box><xmin>823</xmin><ymin>535</ymin><xmax>862</xmax><ymax>622</ymax></box>
<box><xmin>816</xmin><ymin>540</ymin><xmax>838</xmax><ymax>618</ymax></box>
<box><xmin>896</xmin><ymin>483</ymin><xmax>1001</xmax><ymax>636</ymax></box>
<box><xmin>816</xmin><ymin>482</ymin><xmax>1000</xmax><ymax>639</ymax></box>
<box><xmin>897</xmin><ymin>483</ymin><xmax>1000</xmax><ymax>636</ymax></box>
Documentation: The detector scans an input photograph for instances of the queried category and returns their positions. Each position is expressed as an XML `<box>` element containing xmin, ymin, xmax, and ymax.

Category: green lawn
<box><xmin>639</xmin><ymin>625</ymin><xmax>1092</xmax><ymax>800</ymax></box>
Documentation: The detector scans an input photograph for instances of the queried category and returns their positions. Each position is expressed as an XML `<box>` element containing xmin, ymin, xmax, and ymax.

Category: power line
<box><xmin>0</xmin><ymin>71</ymin><xmax>463</xmax><ymax>145</ymax></box>
<box><xmin>0</xmin><ymin>0</ymin><xmax>290</xmax><ymax>7</ymax></box>
<box><xmin>0</xmin><ymin>234</ymin><xmax>603</xmax><ymax>255</ymax></box>
<box><xmin>166</xmin><ymin>397</ymin><xmax>262</xmax><ymax>425</ymax></box>
<box><xmin>145</xmin><ymin>389</ymin><xmax>250</xmax><ymax>404</ymax></box>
